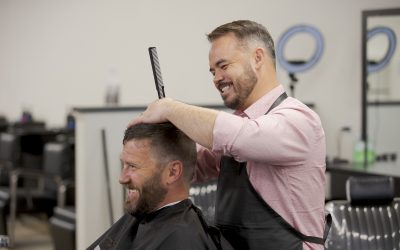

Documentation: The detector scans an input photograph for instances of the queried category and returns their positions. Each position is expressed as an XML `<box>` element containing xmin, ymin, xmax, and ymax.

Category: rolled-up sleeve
<box><xmin>212</xmin><ymin>104</ymin><xmax>322</xmax><ymax>166</ymax></box>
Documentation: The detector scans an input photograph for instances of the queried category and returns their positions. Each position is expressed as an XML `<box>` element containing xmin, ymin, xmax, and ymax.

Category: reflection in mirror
<box><xmin>362</xmin><ymin>8</ymin><xmax>400</xmax><ymax>168</ymax></box>
<box><xmin>367</xmin><ymin>16</ymin><xmax>399</xmax><ymax>102</ymax></box>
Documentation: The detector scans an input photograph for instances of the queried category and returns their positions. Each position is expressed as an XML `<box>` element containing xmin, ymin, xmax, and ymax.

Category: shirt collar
<box><xmin>238</xmin><ymin>84</ymin><xmax>285</xmax><ymax>119</ymax></box>
<box><xmin>157</xmin><ymin>200</ymin><xmax>183</xmax><ymax>210</ymax></box>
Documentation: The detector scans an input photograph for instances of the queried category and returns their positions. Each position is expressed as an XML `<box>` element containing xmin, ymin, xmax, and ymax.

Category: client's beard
<box><xmin>125</xmin><ymin>172</ymin><xmax>167</xmax><ymax>218</ymax></box>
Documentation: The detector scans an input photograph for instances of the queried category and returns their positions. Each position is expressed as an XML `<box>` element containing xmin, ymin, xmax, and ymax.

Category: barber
<box><xmin>130</xmin><ymin>20</ymin><xmax>327</xmax><ymax>250</ymax></box>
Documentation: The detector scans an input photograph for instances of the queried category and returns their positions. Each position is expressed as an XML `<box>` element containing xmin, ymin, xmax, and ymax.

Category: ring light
<box><xmin>367</xmin><ymin>26</ymin><xmax>397</xmax><ymax>73</ymax></box>
<box><xmin>277</xmin><ymin>25</ymin><xmax>324</xmax><ymax>73</ymax></box>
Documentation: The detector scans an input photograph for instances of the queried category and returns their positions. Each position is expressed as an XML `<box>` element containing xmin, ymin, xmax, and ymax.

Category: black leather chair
<box><xmin>325</xmin><ymin>176</ymin><xmax>400</xmax><ymax>250</ymax></box>
<box><xmin>49</xmin><ymin>205</ymin><xmax>76</xmax><ymax>250</ymax></box>
<box><xmin>0</xmin><ymin>140</ymin><xmax>73</xmax><ymax>246</ymax></box>
<box><xmin>49</xmin><ymin>158</ymin><xmax>76</xmax><ymax>250</ymax></box>
<box><xmin>0</xmin><ymin>133</ymin><xmax>17</xmax><ymax>186</ymax></box>
<box><xmin>0</xmin><ymin>133</ymin><xmax>18</xmax><ymax>235</ymax></box>
<box><xmin>0</xmin><ymin>117</ymin><xmax>8</xmax><ymax>133</ymax></box>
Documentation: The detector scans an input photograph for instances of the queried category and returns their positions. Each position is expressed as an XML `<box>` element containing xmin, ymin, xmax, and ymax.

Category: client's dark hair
<box><xmin>123</xmin><ymin>122</ymin><xmax>196</xmax><ymax>183</ymax></box>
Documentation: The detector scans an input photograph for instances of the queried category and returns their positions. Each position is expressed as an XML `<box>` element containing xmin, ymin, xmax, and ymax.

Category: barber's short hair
<box><xmin>123</xmin><ymin>122</ymin><xmax>196</xmax><ymax>183</ymax></box>
<box><xmin>207</xmin><ymin>20</ymin><xmax>276</xmax><ymax>67</ymax></box>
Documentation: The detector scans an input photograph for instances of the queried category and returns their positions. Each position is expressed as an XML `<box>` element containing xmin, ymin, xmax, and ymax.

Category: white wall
<box><xmin>0</xmin><ymin>0</ymin><xmax>399</xmax><ymax>160</ymax></box>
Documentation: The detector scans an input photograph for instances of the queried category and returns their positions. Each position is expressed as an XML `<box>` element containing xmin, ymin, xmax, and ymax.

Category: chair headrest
<box><xmin>346</xmin><ymin>176</ymin><xmax>395</xmax><ymax>205</ymax></box>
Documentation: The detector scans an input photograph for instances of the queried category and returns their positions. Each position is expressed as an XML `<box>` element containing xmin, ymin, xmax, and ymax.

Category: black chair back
<box><xmin>325</xmin><ymin>176</ymin><xmax>400</xmax><ymax>250</ymax></box>
<box><xmin>0</xmin><ymin>133</ymin><xmax>17</xmax><ymax>185</ymax></box>
<box><xmin>43</xmin><ymin>142</ymin><xmax>73</xmax><ymax>195</ymax></box>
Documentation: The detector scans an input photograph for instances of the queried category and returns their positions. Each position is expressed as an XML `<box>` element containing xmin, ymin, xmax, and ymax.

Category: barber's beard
<box><xmin>223</xmin><ymin>64</ymin><xmax>258</xmax><ymax>110</ymax></box>
<box><xmin>124</xmin><ymin>172</ymin><xmax>167</xmax><ymax>218</ymax></box>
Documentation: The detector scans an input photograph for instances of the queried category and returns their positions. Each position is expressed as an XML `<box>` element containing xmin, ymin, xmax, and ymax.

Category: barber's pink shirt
<box><xmin>196</xmin><ymin>85</ymin><xmax>326</xmax><ymax>250</ymax></box>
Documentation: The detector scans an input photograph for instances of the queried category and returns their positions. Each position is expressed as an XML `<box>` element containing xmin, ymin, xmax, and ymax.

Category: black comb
<box><xmin>148</xmin><ymin>47</ymin><xmax>165</xmax><ymax>99</ymax></box>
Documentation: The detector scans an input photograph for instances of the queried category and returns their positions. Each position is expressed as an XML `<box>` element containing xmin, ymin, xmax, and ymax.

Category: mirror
<box><xmin>367</xmin><ymin>16</ymin><xmax>399</xmax><ymax>101</ymax></box>
<box><xmin>362</xmin><ymin>8</ymin><xmax>400</xmax><ymax>167</ymax></box>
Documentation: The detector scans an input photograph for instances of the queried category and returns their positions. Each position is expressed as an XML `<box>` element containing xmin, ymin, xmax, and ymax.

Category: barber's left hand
<box><xmin>128</xmin><ymin>98</ymin><xmax>172</xmax><ymax>127</ymax></box>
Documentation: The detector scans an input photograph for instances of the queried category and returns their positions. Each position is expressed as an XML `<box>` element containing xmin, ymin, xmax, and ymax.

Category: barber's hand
<box><xmin>128</xmin><ymin>98</ymin><xmax>172</xmax><ymax>127</ymax></box>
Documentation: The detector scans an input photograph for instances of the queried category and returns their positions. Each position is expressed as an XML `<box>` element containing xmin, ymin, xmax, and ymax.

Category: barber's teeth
<box><xmin>221</xmin><ymin>85</ymin><xmax>229</xmax><ymax>93</ymax></box>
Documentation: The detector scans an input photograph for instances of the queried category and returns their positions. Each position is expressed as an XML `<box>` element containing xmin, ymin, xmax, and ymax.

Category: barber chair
<box><xmin>49</xmin><ymin>183</ymin><xmax>76</xmax><ymax>250</ymax></box>
<box><xmin>0</xmin><ymin>117</ymin><xmax>8</xmax><ymax>133</ymax></box>
<box><xmin>0</xmin><ymin>133</ymin><xmax>18</xmax><ymax>186</ymax></box>
<box><xmin>0</xmin><ymin>133</ymin><xmax>19</xmax><ymax>235</ymax></box>
<box><xmin>189</xmin><ymin>179</ymin><xmax>218</xmax><ymax>225</ymax></box>
<box><xmin>50</xmin><ymin>207</ymin><xmax>75</xmax><ymax>250</ymax></box>
<box><xmin>0</xmin><ymin>140</ymin><xmax>73</xmax><ymax>246</ymax></box>
<box><xmin>325</xmin><ymin>176</ymin><xmax>400</xmax><ymax>250</ymax></box>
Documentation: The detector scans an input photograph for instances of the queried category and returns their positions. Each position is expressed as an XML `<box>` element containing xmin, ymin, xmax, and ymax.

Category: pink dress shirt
<box><xmin>195</xmin><ymin>85</ymin><xmax>326</xmax><ymax>250</ymax></box>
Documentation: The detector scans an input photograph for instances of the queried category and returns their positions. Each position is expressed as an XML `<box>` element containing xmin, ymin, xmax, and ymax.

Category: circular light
<box><xmin>277</xmin><ymin>25</ymin><xmax>324</xmax><ymax>73</ymax></box>
<box><xmin>367</xmin><ymin>26</ymin><xmax>397</xmax><ymax>73</ymax></box>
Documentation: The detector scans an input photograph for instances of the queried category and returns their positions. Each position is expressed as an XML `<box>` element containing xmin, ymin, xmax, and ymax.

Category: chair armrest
<box><xmin>10</xmin><ymin>167</ymin><xmax>63</xmax><ymax>186</ymax></box>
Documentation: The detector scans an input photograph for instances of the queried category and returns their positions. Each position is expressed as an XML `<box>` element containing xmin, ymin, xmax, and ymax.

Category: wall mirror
<box><xmin>362</xmin><ymin>8</ymin><xmax>400</xmax><ymax>167</ymax></box>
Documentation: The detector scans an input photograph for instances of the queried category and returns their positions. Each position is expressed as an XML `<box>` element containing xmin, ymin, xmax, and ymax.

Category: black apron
<box><xmin>215</xmin><ymin>92</ymin><xmax>327</xmax><ymax>250</ymax></box>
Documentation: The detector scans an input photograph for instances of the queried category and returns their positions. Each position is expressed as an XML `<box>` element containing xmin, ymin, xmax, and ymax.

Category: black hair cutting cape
<box><xmin>86</xmin><ymin>199</ymin><xmax>232</xmax><ymax>250</ymax></box>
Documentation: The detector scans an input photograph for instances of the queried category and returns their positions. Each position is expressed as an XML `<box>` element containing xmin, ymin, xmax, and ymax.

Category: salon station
<box><xmin>0</xmin><ymin>1</ymin><xmax>400</xmax><ymax>250</ymax></box>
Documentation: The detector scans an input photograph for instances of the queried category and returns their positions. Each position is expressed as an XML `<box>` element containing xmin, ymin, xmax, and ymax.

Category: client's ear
<box><xmin>165</xmin><ymin>160</ymin><xmax>183</xmax><ymax>185</ymax></box>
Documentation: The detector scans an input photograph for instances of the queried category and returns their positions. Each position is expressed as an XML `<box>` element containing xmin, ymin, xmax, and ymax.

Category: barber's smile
<box><xmin>218</xmin><ymin>82</ymin><xmax>233</xmax><ymax>97</ymax></box>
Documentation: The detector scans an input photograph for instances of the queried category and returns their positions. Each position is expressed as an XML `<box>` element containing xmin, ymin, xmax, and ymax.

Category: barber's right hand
<box><xmin>128</xmin><ymin>98</ymin><xmax>173</xmax><ymax>128</ymax></box>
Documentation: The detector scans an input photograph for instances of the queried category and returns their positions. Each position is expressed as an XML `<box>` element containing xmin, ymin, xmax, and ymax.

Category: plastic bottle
<box><xmin>105</xmin><ymin>67</ymin><xmax>120</xmax><ymax>106</ymax></box>
<box><xmin>353</xmin><ymin>139</ymin><xmax>375</xmax><ymax>165</ymax></box>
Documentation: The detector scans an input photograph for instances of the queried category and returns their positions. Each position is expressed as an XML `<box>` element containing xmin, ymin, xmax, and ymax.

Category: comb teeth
<box><xmin>149</xmin><ymin>47</ymin><xmax>165</xmax><ymax>98</ymax></box>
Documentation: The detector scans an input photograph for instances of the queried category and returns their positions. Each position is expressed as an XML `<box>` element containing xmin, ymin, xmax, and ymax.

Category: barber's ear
<box><xmin>254</xmin><ymin>47</ymin><xmax>265</xmax><ymax>69</ymax></box>
<box><xmin>165</xmin><ymin>160</ymin><xmax>183</xmax><ymax>184</ymax></box>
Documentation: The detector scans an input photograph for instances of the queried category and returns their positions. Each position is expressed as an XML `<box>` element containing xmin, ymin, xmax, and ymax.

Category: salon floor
<box><xmin>6</xmin><ymin>215</ymin><xmax>53</xmax><ymax>250</ymax></box>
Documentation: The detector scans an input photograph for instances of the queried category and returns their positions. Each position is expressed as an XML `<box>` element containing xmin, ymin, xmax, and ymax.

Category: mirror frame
<box><xmin>362</xmin><ymin>8</ymin><xmax>400</xmax><ymax>166</ymax></box>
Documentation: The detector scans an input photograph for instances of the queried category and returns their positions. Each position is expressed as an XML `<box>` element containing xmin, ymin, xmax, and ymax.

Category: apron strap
<box><xmin>266</xmin><ymin>92</ymin><xmax>288</xmax><ymax>114</ymax></box>
<box><xmin>288</xmin><ymin>211</ymin><xmax>332</xmax><ymax>245</ymax></box>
